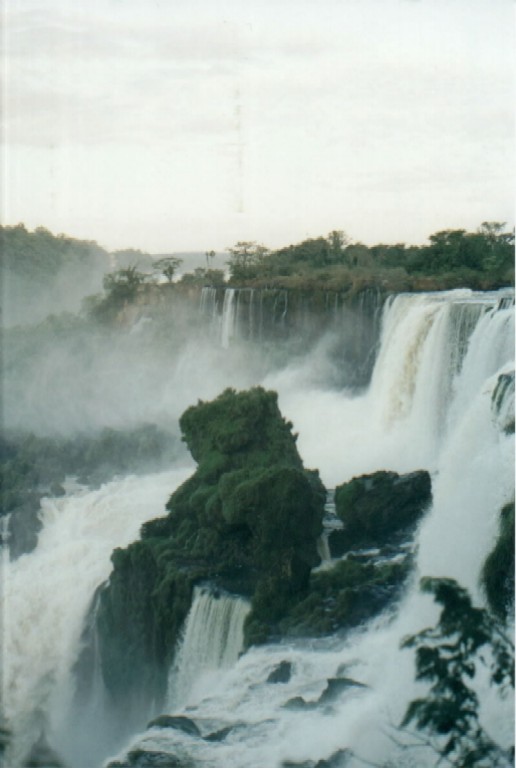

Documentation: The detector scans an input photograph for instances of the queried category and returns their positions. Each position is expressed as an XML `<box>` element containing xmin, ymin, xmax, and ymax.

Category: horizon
<box><xmin>2</xmin><ymin>0</ymin><xmax>514</xmax><ymax>253</ymax></box>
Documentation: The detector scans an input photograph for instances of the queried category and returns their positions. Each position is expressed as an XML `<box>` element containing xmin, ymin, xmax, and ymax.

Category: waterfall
<box><xmin>167</xmin><ymin>586</ymin><xmax>250</xmax><ymax>709</ymax></box>
<box><xmin>2</xmin><ymin>468</ymin><xmax>191</xmax><ymax>768</ymax></box>
<box><xmin>114</xmin><ymin>287</ymin><xmax>513</xmax><ymax>768</ymax></box>
<box><xmin>199</xmin><ymin>287</ymin><xmax>218</xmax><ymax>322</ymax></box>
<box><xmin>221</xmin><ymin>289</ymin><xmax>237</xmax><ymax>348</ymax></box>
<box><xmin>4</xmin><ymin>287</ymin><xmax>514</xmax><ymax>768</ymax></box>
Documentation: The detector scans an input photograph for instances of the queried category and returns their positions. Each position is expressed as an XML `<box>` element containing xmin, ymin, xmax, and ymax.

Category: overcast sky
<box><xmin>2</xmin><ymin>0</ymin><xmax>514</xmax><ymax>252</ymax></box>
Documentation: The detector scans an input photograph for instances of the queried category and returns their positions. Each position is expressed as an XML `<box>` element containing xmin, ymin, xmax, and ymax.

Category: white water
<box><xmin>111</xmin><ymin>289</ymin><xmax>514</xmax><ymax>767</ymax></box>
<box><xmin>3</xmin><ymin>289</ymin><xmax>514</xmax><ymax>768</ymax></box>
<box><xmin>2</xmin><ymin>467</ymin><xmax>192</xmax><ymax>768</ymax></box>
<box><xmin>221</xmin><ymin>289</ymin><xmax>237</xmax><ymax>348</ymax></box>
<box><xmin>167</xmin><ymin>587</ymin><xmax>250</xmax><ymax>710</ymax></box>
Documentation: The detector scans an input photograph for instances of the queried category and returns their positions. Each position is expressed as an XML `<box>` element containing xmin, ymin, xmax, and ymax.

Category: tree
<box><xmin>400</xmin><ymin>577</ymin><xmax>514</xmax><ymax>767</ymax></box>
<box><xmin>476</xmin><ymin>222</ymin><xmax>514</xmax><ymax>272</ymax></box>
<box><xmin>205</xmin><ymin>250</ymin><xmax>216</xmax><ymax>270</ymax></box>
<box><xmin>327</xmin><ymin>230</ymin><xmax>350</xmax><ymax>263</ymax></box>
<box><xmin>152</xmin><ymin>256</ymin><xmax>183</xmax><ymax>283</ymax></box>
<box><xmin>103</xmin><ymin>266</ymin><xmax>146</xmax><ymax>296</ymax></box>
<box><xmin>227</xmin><ymin>241</ymin><xmax>269</xmax><ymax>281</ymax></box>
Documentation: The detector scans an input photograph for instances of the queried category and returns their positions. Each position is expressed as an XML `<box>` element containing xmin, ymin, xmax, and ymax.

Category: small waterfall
<box><xmin>199</xmin><ymin>287</ymin><xmax>218</xmax><ymax>321</ymax></box>
<box><xmin>221</xmin><ymin>289</ymin><xmax>237</xmax><ymax>348</ymax></box>
<box><xmin>168</xmin><ymin>586</ymin><xmax>250</xmax><ymax>709</ymax></box>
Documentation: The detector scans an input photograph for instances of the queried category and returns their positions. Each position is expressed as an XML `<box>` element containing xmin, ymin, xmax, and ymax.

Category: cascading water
<box><xmin>221</xmin><ymin>289</ymin><xmax>237</xmax><ymax>349</ymax></box>
<box><xmin>108</xmin><ymin>288</ymin><xmax>514</xmax><ymax>767</ymax></box>
<box><xmin>2</xmin><ymin>467</ymin><xmax>192</xmax><ymax>768</ymax></box>
<box><xmin>167</xmin><ymin>587</ymin><xmax>250</xmax><ymax>710</ymax></box>
<box><xmin>3</xmin><ymin>287</ymin><xmax>514</xmax><ymax>768</ymax></box>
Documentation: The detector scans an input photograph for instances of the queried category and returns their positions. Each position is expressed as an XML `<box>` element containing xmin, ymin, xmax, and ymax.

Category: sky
<box><xmin>1</xmin><ymin>0</ymin><xmax>514</xmax><ymax>253</ymax></box>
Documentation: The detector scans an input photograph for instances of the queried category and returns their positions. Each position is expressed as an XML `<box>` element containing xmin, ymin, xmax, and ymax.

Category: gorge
<box><xmin>1</xmin><ymin>282</ymin><xmax>514</xmax><ymax>768</ymax></box>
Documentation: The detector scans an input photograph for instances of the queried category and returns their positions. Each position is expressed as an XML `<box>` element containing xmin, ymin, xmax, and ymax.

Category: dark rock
<box><xmin>49</xmin><ymin>481</ymin><xmax>65</xmax><ymax>497</ymax></box>
<box><xmin>203</xmin><ymin>725</ymin><xmax>235</xmax><ymax>742</ymax></box>
<box><xmin>283</xmin><ymin>696</ymin><xmax>314</xmax><ymax>711</ymax></box>
<box><xmin>482</xmin><ymin>500</ymin><xmax>515</xmax><ymax>619</ymax></box>
<box><xmin>7</xmin><ymin>498</ymin><xmax>43</xmax><ymax>559</ymax></box>
<box><xmin>331</xmin><ymin>470</ymin><xmax>431</xmax><ymax>552</ymax></box>
<box><xmin>316</xmin><ymin>749</ymin><xmax>351</xmax><ymax>767</ymax></box>
<box><xmin>281</xmin><ymin>750</ymin><xmax>350</xmax><ymax>768</ymax></box>
<box><xmin>267</xmin><ymin>660</ymin><xmax>293</xmax><ymax>684</ymax></box>
<box><xmin>317</xmin><ymin>677</ymin><xmax>366</xmax><ymax>705</ymax></box>
<box><xmin>279</xmin><ymin>557</ymin><xmax>410</xmax><ymax>638</ymax></box>
<box><xmin>147</xmin><ymin>716</ymin><xmax>201</xmax><ymax>738</ymax></box>
<box><xmin>96</xmin><ymin>388</ymin><xmax>325</xmax><ymax>712</ymax></box>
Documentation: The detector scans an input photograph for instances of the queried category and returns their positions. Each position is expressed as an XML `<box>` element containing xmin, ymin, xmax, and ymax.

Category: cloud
<box><xmin>2</xmin><ymin>0</ymin><xmax>514</xmax><ymax>249</ymax></box>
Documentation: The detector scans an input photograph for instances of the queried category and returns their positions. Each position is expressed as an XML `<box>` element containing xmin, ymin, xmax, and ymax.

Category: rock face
<box><xmin>482</xmin><ymin>500</ymin><xmax>515</xmax><ymax>619</ymax></box>
<box><xmin>280</xmin><ymin>470</ymin><xmax>432</xmax><ymax>639</ymax></box>
<box><xmin>94</xmin><ymin>392</ymin><xmax>432</xmax><ymax>724</ymax></box>
<box><xmin>329</xmin><ymin>470</ymin><xmax>432</xmax><ymax>555</ymax></box>
<box><xmin>96</xmin><ymin>387</ymin><xmax>325</xmax><ymax>711</ymax></box>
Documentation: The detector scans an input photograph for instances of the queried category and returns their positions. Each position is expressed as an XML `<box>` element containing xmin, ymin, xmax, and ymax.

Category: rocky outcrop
<box><xmin>482</xmin><ymin>500</ymin><xmax>515</xmax><ymax>619</ymax></box>
<box><xmin>279</xmin><ymin>470</ymin><xmax>432</xmax><ymax>639</ymax></box>
<box><xmin>96</xmin><ymin>387</ymin><xmax>325</xmax><ymax>711</ymax></box>
<box><xmin>329</xmin><ymin>470</ymin><xmax>431</xmax><ymax>555</ymax></box>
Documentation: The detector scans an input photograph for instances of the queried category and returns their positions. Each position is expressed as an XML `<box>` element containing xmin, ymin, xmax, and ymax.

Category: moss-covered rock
<box><xmin>96</xmin><ymin>387</ymin><xmax>325</xmax><ymax>709</ymax></box>
<box><xmin>482</xmin><ymin>501</ymin><xmax>515</xmax><ymax>620</ymax></box>
<box><xmin>278</xmin><ymin>557</ymin><xmax>411</xmax><ymax>638</ymax></box>
<box><xmin>330</xmin><ymin>470</ymin><xmax>431</xmax><ymax>554</ymax></box>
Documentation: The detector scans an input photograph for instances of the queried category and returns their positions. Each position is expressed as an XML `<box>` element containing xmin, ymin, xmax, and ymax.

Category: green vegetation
<box><xmin>96</xmin><ymin>388</ymin><xmax>432</xmax><ymax>708</ymax></box>
<box><xmin>0</xmin><ymin>224</ymin><xmax>108</xmax><ymax>282</ymax></box>
<box><xmin>331</xmin><ymin>470</ymin><xmax>432</xmax><ymax>553</ymax></box>
<box><xmin>152</xmin><ymin>256</ymin><xmax>183</xmax><ymax>283</ymax></box>
<box><xmin>400</xmin><ymin>577</ymin><xmax>514</xmax><ymax>767</ymax></box>
<box><xmin>224</xmin><ymin>223</ymin><xmax>514</xmax><ymax>293</ymax></box>
<box><xmin>97</xmin><ymin>387</ymin><xmax>325</xmax><ymax>706</ymax></box>
<box><xmin>482</xmin><ymin>501</ymin><xmax>515</xmax><ymax>620</ymax></box>
<box><xmin>279</xmin><ymin>557</ymin><xmax>410</xmax><ymax>638</ymax></box>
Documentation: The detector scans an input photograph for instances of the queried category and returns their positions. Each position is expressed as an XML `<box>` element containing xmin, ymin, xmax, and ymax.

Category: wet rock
<box><xmin>7</xmin><ymin>498</ymin><xmax>43</xmax><ymax>559</ymax></box>
<box><xmin>283</xmin><ymin>696</ymin><xmax>314</xmax><ymax>711</ymax></box>
<box><xmin>267</xmin><ymin>660</ymin><xmax>292</xmax><ymax>684</ymax></box>
<box><xmin>282</xmin><ymin>750</ymin><xmax>350</xmax><ymax>768</ymax></box>
<box><xmin>147</xmin><ymin>715</ymin><xmax>201</xmax><ymax>737</ymax></box>
<box><xmin>317</xmin><ymin>677</ymin><xmax>366</xmax><ymax>705</ymax></box>
<box><xmin>482</xmin><ymin>500</ymin><xmax>515</xmax><ymax>619</ymax></box>
<box><xmin>97</xmin><ymin>387</ymin><xmax>326</xmax><ymax>708</ymax></box>
<box><xmin>203</xmin><ymin>725</ymin><xmax>235</xmax><ymax>742</ymax></box>
<box><xmin>279</xmin><ymin>557</ymin><xmax>410</xmax><ymax>638</ymax></box>
<box><xmin>330</xmin><ymin>470</ymin><xmax>431</xmax><ymax>554</ymax></box>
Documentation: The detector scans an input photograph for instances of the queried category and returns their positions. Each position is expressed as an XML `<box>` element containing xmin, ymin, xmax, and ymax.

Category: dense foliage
<box><xmin>332</xmin><ymin>470</ymin><xmax>431</xmax><ymax>551</ymax></box>
<box><xmin>96</xmin><ymin>387</ymin><xmax>325</xmax><ymax>707</ymax></box>
<box><xmin>224</xmin><ymin>223</ymin><xmax>514</xmax><ymax>293</ymax></box>
<box><xmin>0</xmin><ymin>224</ymin><xmax>108</xmax><ymax>281</ymax></box>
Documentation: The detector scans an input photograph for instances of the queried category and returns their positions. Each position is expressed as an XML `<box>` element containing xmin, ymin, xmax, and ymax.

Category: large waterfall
<box><xmin>2</xmin><ymin>288</ymin><xmax>514</xmax><ymax>768</ymax></box>
<box><xmin>2</xmin><ymin>469</ymin><xmax>192</xmax><ymax>768</ymax></box>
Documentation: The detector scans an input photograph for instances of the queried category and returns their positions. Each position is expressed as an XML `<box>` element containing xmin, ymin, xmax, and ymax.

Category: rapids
<box><xmin>1</xmin><ymin>287</ymin><xmax>514</xmax><ymax>767</ymax></box>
